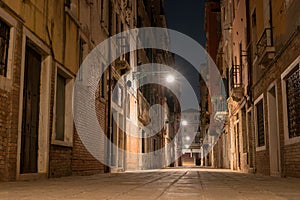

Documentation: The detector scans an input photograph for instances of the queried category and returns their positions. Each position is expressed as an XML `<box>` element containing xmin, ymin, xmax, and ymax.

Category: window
<box><xmin>251</xmin><ymin>9</ymin><xmax>257</xmax><ymax>43</ymax></box>
<box><xmin>0</xmin><ymin>19</ymin><xmax>10</xmax><ymax>77</ymax></box>
<box><xmin>194</xmin><ymin>115</ymin><xmax>198</xmax><ymax>121</ymax></box>
<box><xmin>282</xmin><ymin>56</ymin><xmax>300</xmax><ymax>145</ymax></box>
<box><xmin>281</xmin><ymin>56</ymin><xmax>300</xmax><ymax>145</ymax></box>
<box><xmin>285</xmin><ymin>65</ymin><xmax>300</xmax><ymax>138</ymax></box>
<box><xmin>53</xmin><ymin>66</ymin><xmax>74</xmax><ymax>146</ymax></box>
<box><xmin>256</xmin><ymin>100</ymin><xmax>265</xmax><ymax>147</ymax></box>
<box><xmin>142</xmin><ymin>130</ymin><xmax>146</xmax><ymax>153</ymax></box>
<box><xmin>231</xmin><ymin>56</ymin><xmax>242</xmax><ymax>89</ymax></box>
<box><xmin>113</xmin><ymin>84</ymin><xmax>123</xmax><ymax>107</ymax></box>
<box><xmin>78</xmin><ymin>39</ymin><xmax>87</xmax><ymax>81</ymax></box>
<box><xmin>55</xmin><ymin>74</ymin><xmax>66</xmax><ymax>141</ymax></box>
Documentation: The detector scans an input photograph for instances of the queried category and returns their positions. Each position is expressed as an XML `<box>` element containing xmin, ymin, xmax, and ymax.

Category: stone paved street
<box><xmin>1</xmin><ymin>168</ymin><xmax>300</xmax><ymax>200</ymax></box>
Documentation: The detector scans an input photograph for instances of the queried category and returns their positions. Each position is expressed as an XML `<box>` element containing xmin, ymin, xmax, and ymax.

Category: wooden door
<box><xmin>20</xmin><ymin>46</ymin><xmax>41</xmax><ymax>174</ymax></box>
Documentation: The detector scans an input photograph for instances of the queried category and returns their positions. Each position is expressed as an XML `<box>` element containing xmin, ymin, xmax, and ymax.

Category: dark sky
<box><xmin>164</xmin><ymin>0</ymin><xmax>206</xmax><ymax>107</ymax></box>
<box><xmin>164</xmin><ymin>0</ymin><xmax>206</xmax><ymax>47</ymax></box>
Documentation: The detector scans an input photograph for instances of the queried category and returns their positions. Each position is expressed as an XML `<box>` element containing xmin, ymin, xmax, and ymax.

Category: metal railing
<box><xmin>230</xmin><ymin>64</ymin><xmax>243</xmax><ymax>89</ymax></box>
<box><xmin>256</xmin><ymin>28</ymin><xmax>273</xmax><ymax>58</ymax></box>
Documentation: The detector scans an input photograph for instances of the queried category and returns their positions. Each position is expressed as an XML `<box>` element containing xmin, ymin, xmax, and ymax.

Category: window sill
<box><xmin>52</xmin><ymin>140</ymin><xmax>73</xmax><ymax>147</ymax></box>
<box><xmin>256</xmin><ymin>145</ymin><xmax>266</xmax><ymax>152</ymax></box>
<box><xmin>284</xmin><ymin>136</ymin><xmax>300</xmax><ymax>146</ymax></box>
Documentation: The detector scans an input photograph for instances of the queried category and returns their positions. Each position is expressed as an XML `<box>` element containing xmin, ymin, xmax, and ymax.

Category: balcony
<box><xmin>230</xmin><ymin>65</ymin><xmax>244</xmax><ymax>101</ymax></box>
<box><xmin>114</xmin><ymin>55</ymin><xmax>131</xmax><ymax>75</ymax></box>
<box><xmin>256</xmin><ymin>28</ymin><xmax>275</xmax><ymax>66</ymax></box>
<box><xmin>211</xmin><ymin>95</ymin><xmax>228</xmax><ymax>123</ymax></box>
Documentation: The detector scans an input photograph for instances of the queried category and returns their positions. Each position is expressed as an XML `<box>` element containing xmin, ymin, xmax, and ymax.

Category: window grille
<box><xmin>256</xmin><ymin>100</ymin><xmax>265</xmax><ymax>147</ymax></box>
<box><xmin>286</xmin><ymin>65</ymin><xmax>300</xmax><ymax>138</ymax></box>
<box><xmin>0</xmin><ymin>19</ymin><xmax>10</xmax><ymax>77</ymax></box>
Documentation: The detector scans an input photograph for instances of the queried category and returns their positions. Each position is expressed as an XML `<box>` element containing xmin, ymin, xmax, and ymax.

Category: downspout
<box><xmin>269</xmin><ymin>0</ymin><xmax>273</xmax><ymax>46</ymax></box>
<box><xmin>106</xmin><ymin>0</ymin><xmax>113</xmax><ymax>173</ymax></box>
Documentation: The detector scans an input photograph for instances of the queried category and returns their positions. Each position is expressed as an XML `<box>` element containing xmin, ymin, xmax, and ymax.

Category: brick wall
<box><xmin>71</xmin><ymin>100</ymin><xmax>106</xmax><ymax>176</ymax></box>
<box><xmin>277</xmin><ymin>31</ymin><xmax>300</xmax><ymax>178</ymax></box>
<box><xmin>0</xmin><ymin>89</ymin><xmax>11</xmax><ymax>181</ymax></box>
<box><xmin>0</xmin><ymin>22</ymin><xmax>22</xmax><ymax>181</ymax></box>
<box><xmin>283</xmin><ymin>143</ymin><xmax>300</xmax><ymax>177</ymax></box>
<box><xmin>72</xmin><ymin>131</ymin><xmax>105</xmax><ymax>176</ymax></box>
<box><xmin>252</xmin><ymin>29</ymin><xmax>300</xmax><ymax>177</ymax></box>
<box><xmin>47</xmin><ymin>60</ymin><xmax>73</xmax><ymax>178</ymax></box>
<box><xmin>255</xmin><ymin>150</ymin><xmax>270</xmax><ymax>175</ymax></box>
<box><xmin>49</xmin><ymin>146</ymin><xmax>72</xmax><ymax>177</ymax></box>
<box><xmin>49</xmin><ymin>69</ymin><xmax>107</xmax><ymax>177</ymax></box>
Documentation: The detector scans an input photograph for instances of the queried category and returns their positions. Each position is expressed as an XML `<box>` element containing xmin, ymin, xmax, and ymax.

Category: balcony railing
<box><xmin>211</xmin><ymin>95</ymin><xmax>228</xmax><ymax>123</ymax></box>
<box><xmin>229</xmin><ymin>65</ymin><xmax>244</xmax><ymax>100</ymax></box>
<box><xmin>256</xmin><ymin>28</ymin><xmax>275</xmax><ymax>65</ymax></box>
<box><xmin>230</xmin><ymin>65</ymin><xmax>242</xmax><ymax>89</ymax></box>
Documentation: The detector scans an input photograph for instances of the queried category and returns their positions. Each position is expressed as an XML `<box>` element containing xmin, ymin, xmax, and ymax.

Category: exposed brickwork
<box><xmin>72</xmin><ymin>130</ymin><xmax>105</xmax><ymax>176</ymax></box>
<box><xmin>71</xmin><ymin>100</ymin><xmax>106</xmax><ymax>176</ymax></box>
<box><xmin>48</xmin><ymin>70</ymin><xmax>107</xmax><ymax>177</ymax></box>
<box><xmin>252</xmin><ymin>29</ymin><xmax>300</xmax><ymax>177</ymax></box>
<box><xmin>0</xmin><ymin>21</ymin><xmax>22</xmax><ymax>181</ymax></box>
<box><xmin>283</xmin><ymin>143</ymin><xmax>300</xmax><ymax>178</ymax></box>
<box><xmin>255</xmin><ymin>150</ymin><xmax>270</xmax><ymax>175</ymax></box>
<box><xmin>49</xmin><ymin>145</ymin><xmax>72</xmax><ymax>177</ymax></box>
<box><xmin>0</xmin><ymin>89</ymin><xmax>10</xmax><ymax>181</ymax></box>
<box><xmin>47</xmin><ymin>58</ymin><xmax>73</xmax><ymax>178</ymax></box>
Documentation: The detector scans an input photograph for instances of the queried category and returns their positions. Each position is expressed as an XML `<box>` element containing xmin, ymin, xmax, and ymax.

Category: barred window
<box><xmin>286</xmin><ymin>65</ymin><xmax>300</xmax><ymax>138</ymax></box>
<box><xmin>256</xmin><ymin>100</ymin><xmax>265</xmax><ymax>147</ymax></box>
<box><xmin>0</xmin><ymin>19</ymin><xmax>10</xmax><ymax>77</ymax></box>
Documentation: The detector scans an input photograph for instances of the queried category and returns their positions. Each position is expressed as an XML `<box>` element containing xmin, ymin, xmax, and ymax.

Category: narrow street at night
<box><xmin>1</xmin><ymin>168</ymin><xmax>300</xmax><ymax>200</ymax></box>
<box><xmin>1</xmin><ymin>0</ymin><xmax>300</xmax><ymax>199</ymax></box>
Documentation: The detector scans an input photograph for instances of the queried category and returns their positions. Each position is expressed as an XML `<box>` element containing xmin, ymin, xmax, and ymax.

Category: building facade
<box><xmin>0</xmin><ymin>0</ymin><xmax>176</xmax><ymax>181</ymax></box>
<box><xmin>206</xmin><ymin>0</ymin><xmax>300</xmax><ymax>177</ymax></box>
<box><xmin>249</xmin><ymin>0</ymin><xmax>300</xmax><ymax>177</ymax></box>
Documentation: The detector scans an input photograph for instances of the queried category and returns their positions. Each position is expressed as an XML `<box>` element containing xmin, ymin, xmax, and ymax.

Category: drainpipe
<box><xmin>269</xmin><ymin>0</ymin><xmax>273</xmax><ymax>46</ymax></box>
<box><xmin>106</xmin><ymin>0</ymin><xmax>113</xmax><ymax>173</ymax></box>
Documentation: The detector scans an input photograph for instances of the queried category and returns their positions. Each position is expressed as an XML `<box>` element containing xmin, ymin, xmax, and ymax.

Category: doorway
<box><xmin>20</xmin><ymin>46</ymin><xmax>41</xmax><ymax>173</ymax></box>
<box><xmin>268</xmin><ymin>85</ymin><xmax>280</xmax><ymax>176</ymax></box>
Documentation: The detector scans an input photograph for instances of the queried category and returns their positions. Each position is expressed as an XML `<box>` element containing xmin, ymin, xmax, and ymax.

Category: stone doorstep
<box><xmin>17</xmin><ymin>173</ymin><xmax>47</xmax><ymax>181</ymax></box>
<box><xmin>110</xmin><ymin>168</ymin><xmax>125</xmax><ymax>173</ymax></box>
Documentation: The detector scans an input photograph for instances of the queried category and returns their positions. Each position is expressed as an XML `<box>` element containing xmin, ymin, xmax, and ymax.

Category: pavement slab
<box><xmin>1</xmin><ymin>168</ymin><xmax>300</xmax><ymax>200</ymax></box>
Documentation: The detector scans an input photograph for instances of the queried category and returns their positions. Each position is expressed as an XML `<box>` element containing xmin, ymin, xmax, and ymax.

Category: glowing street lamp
<box><xmin>166</xmin><ymin>74</ymin><xmax>175</xmax><ymax>83</ymax></box>
<box><xmin>181</xmin><ymin>120</ymin><xmax>188</xmax><ymax>126</ymax></box>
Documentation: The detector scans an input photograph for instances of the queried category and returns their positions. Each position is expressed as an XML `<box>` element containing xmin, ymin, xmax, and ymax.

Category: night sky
<box><xmin>164</xmin><ymin>0</ymin><xmax>206</xmax><ymax>109</ymax></box>
<box><xmin>164</xmin><ymin>0</ymin><xmax>206</xmax><ymax>47</ymax></box>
